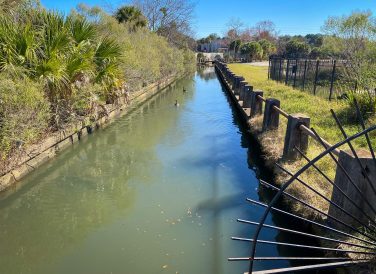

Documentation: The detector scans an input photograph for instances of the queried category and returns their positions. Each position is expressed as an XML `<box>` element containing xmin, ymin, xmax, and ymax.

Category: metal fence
<box><xmin>268</xmin><ymin>57</ymin><xmax>356</xmax><ymax>100</ymax></box>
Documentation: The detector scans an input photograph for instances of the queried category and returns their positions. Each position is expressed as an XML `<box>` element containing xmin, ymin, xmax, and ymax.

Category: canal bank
<box><xmin>0</xmin><ymin>73</ymin><xmax>183</xmax><ymax>193</ymax></box>
<box><xmin>0</xmin><ymin>67</ymin><xmax>314</xmax><ymax>274</ymax></box>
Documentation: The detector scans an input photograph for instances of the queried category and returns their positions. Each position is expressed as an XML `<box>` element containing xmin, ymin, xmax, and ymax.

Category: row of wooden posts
<box><xmin>215</xmin><ymin>61</ymin><xmax>376</xmax><ymax>228</ymax></box>
<box><xmin>215</xmin><ymin>61</ymin><xmax>315</xmax><ymax>161</ymax></box>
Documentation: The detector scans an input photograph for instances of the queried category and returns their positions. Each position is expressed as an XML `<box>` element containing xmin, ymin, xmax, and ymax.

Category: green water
<box><xmin>0</xmin><ymin>67</ymin><xmax>291</xmax><ymax>274</ymax></box>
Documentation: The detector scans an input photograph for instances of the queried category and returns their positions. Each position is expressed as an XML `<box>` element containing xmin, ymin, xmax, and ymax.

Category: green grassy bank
<box><xmin>228</xmin><ymin>63</ymin><xmax>375</xmax><ymax>217</ymax></box>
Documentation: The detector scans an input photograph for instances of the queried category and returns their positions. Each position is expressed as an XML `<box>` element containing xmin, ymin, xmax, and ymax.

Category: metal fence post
<box><xmin>293</xmin><ymin>59</ymin><xmax>298</xmax><ymax>88</ymax></box>
<box><xmin>313</xmin><ymin>60</ymin><xmax>320</xmax><ymax>95</ymax></box>
<box><xmin>329</xmin><ymin>60</ymin><xmax>337</xmax><ymax>101</ymax></box>
<box><xmin>278</xmin><ymin>58</ymin><xmax>283</xmax><ymax>82</ymax></box>
<box><xmin>302</xmin><ymin>59</ymin><xmax>308</xmax><ymax>90</ymax></box>
<box><xmin>285</xmin><ymin>59</ymin><xmax>290</xmax><ymax>85</ymax></box>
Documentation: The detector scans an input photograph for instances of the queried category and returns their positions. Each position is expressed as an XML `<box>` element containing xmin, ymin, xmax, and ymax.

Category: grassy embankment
<box><xmin>228</xmin><ymin>63</ymin><xmax>376</xmax><ymax>218</ymax></box>
<box><xmin>0</xmin><ymin>3</ymin><xmax>195</xmax><ymax>176</ymax></box>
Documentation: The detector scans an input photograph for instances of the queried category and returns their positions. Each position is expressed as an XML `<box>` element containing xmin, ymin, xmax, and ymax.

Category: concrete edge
<box><xmin>0</xmin><ymin>73</ymin><xmax>182</xmax><ymax>192</ymax></box>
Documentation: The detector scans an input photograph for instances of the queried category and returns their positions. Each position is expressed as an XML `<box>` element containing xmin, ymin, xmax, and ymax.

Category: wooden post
<box><xmin>239</xmin><ymin>81</ymin><xmax>247</xmax><ymax>101</ymax></box>
<box><xmin>242</xmin><ymin>85</ymin><xmax>253</xmax><ymax>108</ymax></box>
<box><xmin>230</xmin><ymin>73</ymin><xmax>236</xmax><ymax>88</ymax></box>
<box><xmin>313</xmin><ymin>60</ymin><xmax>320</xmax><ymax>95</ymax></box>
<box><xmin>329</xmin><ymin>60</ymin><xmax>336</xmax><ymax>101</ymax></box>
<box><xmin>328</xmin><ymin>150</ymin><xmax>376</xmax><ymax>228</ymax></box>
<box><xmin>234</xmin><ymin>76</ymin><xmax>245</xmax><ymax>96</ymax></box>
<box><xmin>250</xmin><ymin>91</ymin><xmax>264</xmax><ymax>117</ymax></box>
<box><xmin>262</xmin><ymin>99</ymin><xmax>281</xmax><ymax>131</ymax></box>
<box><xmin>283</xmin><ymin>114</ymin><xmax>310</xmax><ymax>160</ymax></box>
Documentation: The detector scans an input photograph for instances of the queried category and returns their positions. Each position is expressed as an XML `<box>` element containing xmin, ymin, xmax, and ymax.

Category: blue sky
<box><xmin>41</xmin><ymin>0</ymin><xmax>376</xmax><ymax>38</ymax></box>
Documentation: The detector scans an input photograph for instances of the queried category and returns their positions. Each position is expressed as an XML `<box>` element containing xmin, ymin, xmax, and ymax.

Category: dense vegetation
<box><xmin>0</xmin><ymin>1</ymin><xmax>195</xmax><ymax>169</ymax></box>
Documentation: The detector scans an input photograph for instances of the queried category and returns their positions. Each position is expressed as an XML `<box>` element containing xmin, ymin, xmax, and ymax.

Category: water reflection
<box><xmin>197</xmin><ymin>65</ymin><xmax>217</xmax><ymax>81</ymax></box>
<box><xmin>0</xmin><ymin>68</ymin><xmax>293</xmax><ymax>274</ymax></box>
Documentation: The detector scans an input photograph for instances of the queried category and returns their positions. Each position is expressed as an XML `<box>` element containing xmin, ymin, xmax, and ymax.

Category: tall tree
<box><xmin>225</xmin><ymin>17</ymin><xmax>244</xmax><ymax>40</ymax></box>
<box><xmin>323</xmin><ymin>11</ymin><xmax>376</xmax><ymax>91</ymax></box>
<box><xmin>258</xmin><ymin>39</ymin><xmax>276</xmax><ymax>59</ymax></box>
<box><xmin>240</xmin><ymin>41</ymin><xmax>263</xmax><ymax>61</ymax></box>
<box><xmin>285</xmin><ymin>39</ymin><xmax>310</xmax><ymax>57</ymax></box>
<box><xmin>114</xmin><ymin>5</ymin><xmax>147</xmax><ymax>31</ymax></box>
<box><xmin>229</xmin><ymin>39</ymin><xmax>242</xmax><ymax>58</ymax></box>
<box><xmin>254</xmin><ymin>20</ymin><xmax>277</xmax><ymax>41</ymax></box>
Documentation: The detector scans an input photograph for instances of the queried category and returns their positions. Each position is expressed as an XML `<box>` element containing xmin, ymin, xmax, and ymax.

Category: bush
<box><xmin>345</xmin><ymin>91</ymin><xmax>375</xmax><ymax>119</ymax></box>
<box><xmin>0</xmin><ymin>3</ymin><xmax>196</xmax><ymax>167</ymax></box>
<box><xmin>0</xmin><ymin>74</ymin><xmax>50</xmax><ymax>160</ymax></box>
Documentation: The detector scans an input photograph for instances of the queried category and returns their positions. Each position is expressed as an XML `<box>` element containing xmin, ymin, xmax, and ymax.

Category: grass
<box><xmin>227</xmin><ymin>63</ymin><xmax>376</xmax><ymax>219</ymax></box>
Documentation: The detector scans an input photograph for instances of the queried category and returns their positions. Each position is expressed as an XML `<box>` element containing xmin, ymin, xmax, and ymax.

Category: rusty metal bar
<box><xmin>228</xmin><ymin>257</ymin><xmax>356</xmax><ymax>261</ymax></box>
<box><xmin>259</xmin><ymin>179</ymin><xmax>376</xmax><ymax>242</ymax></box>
<box><xmin>295</xmin><ymin>146</ymin><xmax>376</xmax><ymax>225</ymax></box>
<box><xmin>331</xmin><ymin>109</ymin><xmax>376</xmax><ymax>196</ymax></box>
<box><xmin>237</xmin><ymin>219</ymin><xmax>376</xmax><ymax>250</ymax></box>
<box><xmin>232</xmin><ymin>237</ymin><xmax>376</xmax><ymax>255</ymax></box>
<box><xmin>271</xmin><ymin>105</ymin><xmax>288</xmax><ymax>118</ymax></box>
<box><xmin>299</xmin><ymin>124</ymin><xmax>340</xmax><ymax>156</ymax></box>
<box><xmin>354</xmin><ymin>99</ymin><xmax>376</xmax><ymax>166</ymax></box>
<box><xmin>311</xmin><ymin>127</ymin><xmax>376</xmax><ymax>216</ymax></box>
<box><xmin>276</xmin><ymin>163</ymin><xmax>376</xmax><ymax>232</ymax></box>
<box><xmin>256</xmin><ymin>94</ymin><xmax>267</xmax><ymax>103</ymax></box>
<box><xmin>250</xmin><ymin>260</ymin><xmax>367</xmax><ymax>274</ymax></box>
<box><xmin>256</xmin><ymin>93</ymin><xmax>289</xmax><ymax>118</ymax></box>
<box><xmin>246</xmin><ymin>198</ymin><xmax>376</xmax><ymax>246</ymax></box>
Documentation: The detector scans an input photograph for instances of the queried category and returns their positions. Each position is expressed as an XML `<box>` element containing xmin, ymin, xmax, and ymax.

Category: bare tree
<box><xmin>132</xmin><ymin>0</ymin><xmax>195</xmax><ymax>36</ymax></box>
<box><xmin>254</xmin><ymin>20</ymin><xmax>277</xmax><ymax>41</ymax></box>
<box><xmin>225</xmin><ymin>17</ymin><xmax>244</xmax><ymax>40</ymax></box>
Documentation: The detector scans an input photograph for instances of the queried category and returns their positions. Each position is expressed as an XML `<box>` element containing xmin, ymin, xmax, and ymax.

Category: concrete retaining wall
<box><xmin>0</xmin><ymin>74</ymin><xmax>181</xmax><ymax>192</ymax></box>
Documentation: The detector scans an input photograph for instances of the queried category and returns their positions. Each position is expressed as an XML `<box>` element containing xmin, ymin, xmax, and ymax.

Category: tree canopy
<box><xmin>114</xmin><ymin>5</ymin><xmax>147</xmax><ymax>31</ymax></box>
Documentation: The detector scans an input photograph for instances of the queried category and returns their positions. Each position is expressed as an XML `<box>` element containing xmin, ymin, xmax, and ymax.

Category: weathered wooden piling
<box><xmin>239</xmin><ymin>81</ymin><xmax>247</xmax><ymax>101</ymax></box>
<box><xmin>328</xmin><ymin>150</ymin><xmax>376</xmax><ymax>228</ymax></box>
<box><xmin>262</xmin><ymin>99</ymin><xmax>280</xmax><ymax>131</ymax></box>
<box><xmin>250</xmin><ymin>91</ymin><xmax>264</xmax><ymax>117</ymax></box>
<box><xmin>242</xmin><ymin>85</ymin><xmax>253</xmax><ymax>109</ymax></box>
<box><xmin>283</xmin><ymin>114</ymin><xmax>310</xmax><ymax>160</ymax></box>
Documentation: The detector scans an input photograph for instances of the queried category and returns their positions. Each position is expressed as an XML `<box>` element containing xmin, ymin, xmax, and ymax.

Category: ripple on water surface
<box><xmin>0</xmin><ymin>67</ymin><xmax>289</xmax><ymax>274</ymax></box>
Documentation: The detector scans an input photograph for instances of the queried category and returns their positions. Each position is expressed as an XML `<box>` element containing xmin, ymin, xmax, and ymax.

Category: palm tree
<box><xmin>114</xmin><ymin>6</ymin><xmax>147</xmax><ymax>32</ymax></box>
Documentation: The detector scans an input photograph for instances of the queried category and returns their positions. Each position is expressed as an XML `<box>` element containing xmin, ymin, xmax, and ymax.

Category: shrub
<box><xmin>0</xmin><ymin>74</ymin><xmax>50</xmax><ymax>160</ymax></box>
<box><xmin>0</xmin><ymin>3</ymin><xmax>196</xmax><ymax>167</ymax></box>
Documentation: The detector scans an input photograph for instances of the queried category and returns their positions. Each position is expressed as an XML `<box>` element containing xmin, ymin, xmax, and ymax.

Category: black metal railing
<box><xmin>268</xmin><ymin>57</ymin><xmax>356</xmax><ymax>101</ymax></box>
